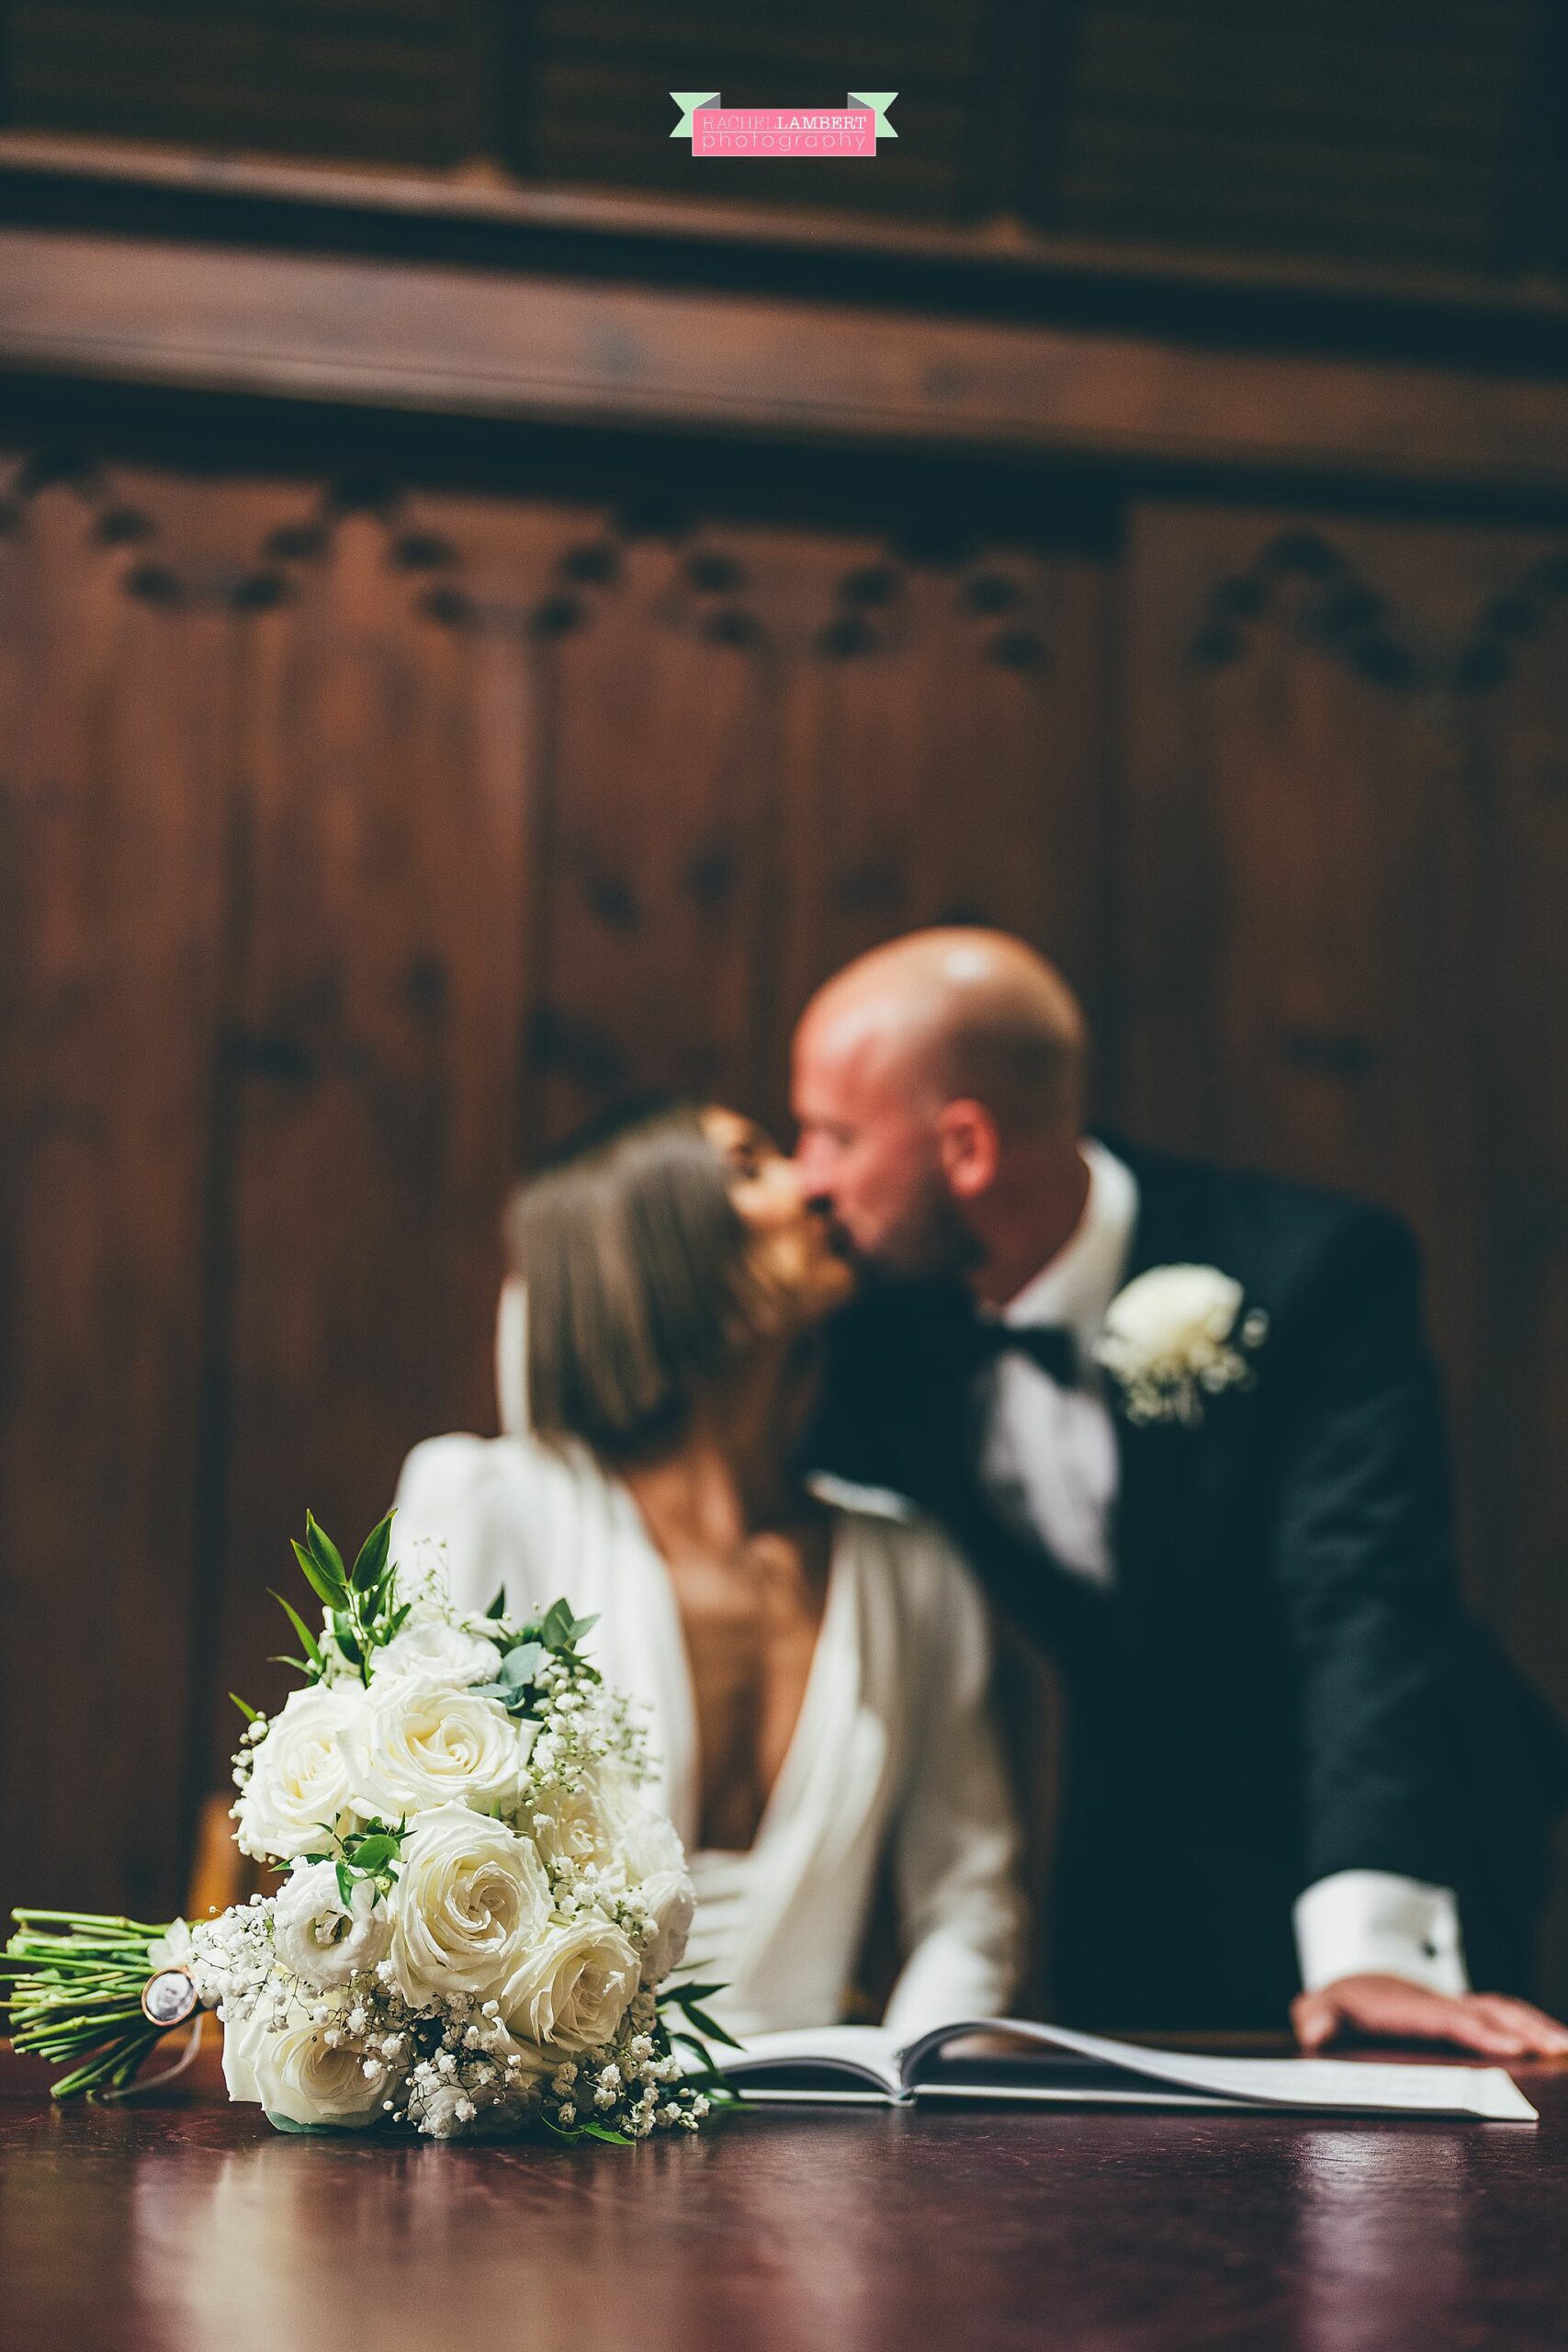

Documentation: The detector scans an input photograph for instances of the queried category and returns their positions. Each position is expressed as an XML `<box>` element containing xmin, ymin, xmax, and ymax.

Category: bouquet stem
<box><xmin>2</xmin><ymin>1909</ymin><xmax>173</xmax><ymax>2098</ymax></box>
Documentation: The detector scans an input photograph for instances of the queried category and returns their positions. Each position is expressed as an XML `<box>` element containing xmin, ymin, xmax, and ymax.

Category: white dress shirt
<box><xmin>973</xmin><ymin>1138</ymin><xmax>1469</xmax><ymax>2000</ymax></box>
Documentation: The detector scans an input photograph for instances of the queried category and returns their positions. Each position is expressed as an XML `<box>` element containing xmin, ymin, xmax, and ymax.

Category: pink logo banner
<box><xmin>670</xmin><ymin>92</ymin><xmax>897</xmax><ymax>158</ymax></box>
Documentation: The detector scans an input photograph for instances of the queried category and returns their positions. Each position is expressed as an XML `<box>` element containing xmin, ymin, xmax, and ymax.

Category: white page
<box><xmin>900</xmin><ymin>2018</ymin><xmax>1538</xmax><ymax>2122</ymax></box>
<box><xmin>719</xmin><ymin>2022</ymin><xmax>903</xmax><ymax>2096</ymax></box>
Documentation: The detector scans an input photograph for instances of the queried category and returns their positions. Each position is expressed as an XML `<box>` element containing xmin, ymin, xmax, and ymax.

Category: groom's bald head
<box><xmin>792</xmin><ymin>930</ymin><xmax>1089</xmax><ymax>1281</ymax></box>
<box><xmin>801</xmin><ymin>930</ymin><xmax>1084</xmax><ymax>1139</ymax></box>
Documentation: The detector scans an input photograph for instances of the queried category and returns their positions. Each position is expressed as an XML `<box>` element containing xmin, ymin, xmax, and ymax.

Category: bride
<box><xmin>392</xmin><ymin>1096</ymin><xmax>1024</xmax><ymax>2042</ymax></box>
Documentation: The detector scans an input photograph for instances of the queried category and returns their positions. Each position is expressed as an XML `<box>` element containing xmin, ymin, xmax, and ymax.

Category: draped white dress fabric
<box><xmin>391</xmin><ymin>1430</ymin><xmax>1025</xmax><ymax>2043</ymax></box>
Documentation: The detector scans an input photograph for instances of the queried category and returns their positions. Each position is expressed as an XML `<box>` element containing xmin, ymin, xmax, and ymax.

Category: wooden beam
<box><xmin>5</xmin><ymin>220</ymin><xmax>1568</xmax><ymax>492</ymax></box>
<box><xmin>4</xmin><ymin>128</ymin><xmax>1568</xmax><ymax>347</ymax></box>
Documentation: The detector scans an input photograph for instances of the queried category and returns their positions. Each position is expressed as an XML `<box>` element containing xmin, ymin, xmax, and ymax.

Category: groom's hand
<box><xmin>1292</xmin><ymin>1973</ymin><xmax>1568</xmax><ymax>2058</ymax></box>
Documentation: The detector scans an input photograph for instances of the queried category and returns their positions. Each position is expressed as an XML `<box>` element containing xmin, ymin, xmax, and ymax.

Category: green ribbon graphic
<box><xmin>670</xmin><ymin>91</ymin><xmax>898</xmax><ymax>142</ymax></box>
<box><xmin>670</xmin><ymin>93</ymin><xmax>721</xmax><ymax>139</ymax></box>
<box><xmin>848</xmin><ymin>92</ymin><xmax>898</xmax><ymax>140</ymax></box>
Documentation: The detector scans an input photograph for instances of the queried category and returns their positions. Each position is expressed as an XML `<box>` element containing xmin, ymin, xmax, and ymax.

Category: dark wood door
<box><xmin>0</xmin><ymin>441</ymin><xmax>1113</xmax><ymax>1920</ymax></box>
<box><xmin>1115</xmin><ymin>503</ymin><xmax>1568</xmax><ymax>1996</ymax></box>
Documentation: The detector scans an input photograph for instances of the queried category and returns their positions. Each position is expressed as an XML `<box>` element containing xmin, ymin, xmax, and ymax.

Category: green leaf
<box><xmin>229</xmin><ymin>1692</ymin><xmax>259</xmax><ymax>1724</ymax></box>
<box><xmin>537</xmin><ymin>1598</ymin><xmax>576</xmax><ymax>1651</ymax></box>
<box><xmin>485</xmin><ymin>1587</ymin><xmax>507</xmax><ymax>1620</ymax></box>
<box><xmin>350</xmin><ymin>1511</ymin><xmax>394</xmax><ymax>1594</ymax></box>
<box><xmin>266</xmin><ymin>1655</ymin><xmax>311</xmax><ymax>1676</ymax></box>
<box><xmin>305</xmin><ymin>1512</ymin><xmax>347</xmax><ymax>1591</ymax></box>
<box><xmin>676</xmin><ymin>2002</ymin><xmax>742</xmax><ymax>2051</ymax></box>
<box><xmin>568</xmin><ymin>1612</ymin><xmax>600</xmax><ymax>1642</ymax></box>
<box><xmin>345</xmin><ymin>1834</ymin><xmax>399</xmax><ymax>1876</ymax></box>
<box><xmin>334</xmin><ymin>1861</ymin><xmax>354</xmax><ymax>1908</ymax></box>
<box><xmin>578</xmin><ymin>2120</ymin><xmax>635</xmax><ymax>2144</ymax></box>
<box><xmin>665</xmin><ymin>1981</ymin><xmax>726</xmax><ymax>2004</ymax></box>
<box><xmin>499</xmin><ymin>1641</ymin><xmax>545</xmax><ymax>1688</ymax></box>
<box><xmin>268</xmin><ymin>1589</ymin><xmax>323</xmax><ymax>1672</ymax></box>
<box><xmin>265</xmin><ymin>2111</ymin><xmax>339</xmax><ymax>2135</ymax></box>
<box><xmin>332</xmin><ymin>1613</ymin><xmax>363</xmax><ymax>1669</ymax></box>
<box><xmin>291</xmin><ymin>1538</ymin><xmax>345</xmax><ymax>1612</ymax></box>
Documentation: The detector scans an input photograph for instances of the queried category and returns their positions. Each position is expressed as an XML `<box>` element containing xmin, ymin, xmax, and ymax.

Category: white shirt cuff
<box><xmin>1292</xmin><ymin>1870</ymin><xmax>1470</xmax><ymax>1996</ymax></box>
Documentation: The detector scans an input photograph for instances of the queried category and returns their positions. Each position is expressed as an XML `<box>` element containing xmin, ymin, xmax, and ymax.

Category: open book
<box><xmin>712</xmin><ymin>2018</ymin><xmax>1538</xmax><ymax>2122</ymax></box>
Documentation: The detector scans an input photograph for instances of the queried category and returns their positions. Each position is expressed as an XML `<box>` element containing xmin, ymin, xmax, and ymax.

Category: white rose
<box><xmin>370</xmin><ymin>1611</ymin><xmax>502</xmax><ymax>1691</ymax></box>
<box><xmin>633</xmin><ymin>1860</ymin><xmax>694</xmax><ymax>1989</ymax></box>
<box><xmin>501</xmin><ymin>1916</ymin><xmax>640</xmax><ymax>2053</ymax></box>
<box><xmin>352</xmin><ymin>1681</ymin><xmax>528</xmax><ymax>1824</ymax></box>
<box><xmin>273</xmin><ymin>1859</ymin><xmax>393</xmax><ymax>1991</ymax></box>
<box><xmin>234</xmin><ymin>1683</ymin><xmax>369</xmax><ymax>1861</ymax></box>
<box><xmin>220</xmin><ymin>1999</ymin><xmax>398</xmax><ymax>2130</ymax></box>
<box><xmin>594</xmin><ymin>1770</ymin><xmax>694</xmax><ymax>1986</ymax></box>
<box><xmin>1100</xmin><ymin>1264</ymin><xmax>1243</xmax><ymax>1366</ymax></box>
<box><xmin>525</xmin><ymin>1776</ymin><xmax>618</xmax><ymax>1879</ymax></box>
<box><xmin>387</xmin><ymin>1804</ymin><xmax>551</xmax><ymax>2007</ymax></box>
<box><xmin>146</xmin><ymin>1920</ymin><xmax>194</xmax><ymax>1972</ymax></box>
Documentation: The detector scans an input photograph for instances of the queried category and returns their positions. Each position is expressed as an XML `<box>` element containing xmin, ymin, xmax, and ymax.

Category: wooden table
<box><xmin>4</xmin><ymin>2041</ymin><xmax>1566</xmax><ymax>2351</ymax></box>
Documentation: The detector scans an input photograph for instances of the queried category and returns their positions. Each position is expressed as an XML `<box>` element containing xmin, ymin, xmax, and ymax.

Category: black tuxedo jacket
<box><xmin>807</xmin><ymin>1137</ymin><xmax>1568</xmax><ymax>2029</ymax></box>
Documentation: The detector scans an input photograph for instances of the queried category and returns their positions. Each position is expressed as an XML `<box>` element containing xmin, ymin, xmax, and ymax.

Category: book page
<box><xmin>715</xmin><ymin>2023</ymin><xmax>904</xmax><ymax>2098</ymax></box>
<box><xmin>899</xmin><ymin>2019</ymin><xmax>1538</xmax><ymax>2122</ymax></box>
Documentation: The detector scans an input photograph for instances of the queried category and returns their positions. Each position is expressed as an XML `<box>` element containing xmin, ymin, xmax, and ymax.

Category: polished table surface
<box><xmin>4</xmin><ymin>2040</ymin><xmax>1567</xmax><ymax>2352</ymax></box>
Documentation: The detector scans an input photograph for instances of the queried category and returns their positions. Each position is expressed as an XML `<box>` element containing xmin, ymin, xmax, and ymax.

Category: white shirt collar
<box><xmin>998</xmin><ymin>1137</ymin><xmax>1139</xmax><ymax>1347</ymax></box>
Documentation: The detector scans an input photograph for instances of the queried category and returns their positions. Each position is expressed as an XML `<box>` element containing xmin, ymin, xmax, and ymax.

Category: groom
<box><xmin>795</xmin><ymin>928</ymin><xmax>1568</xmax><ymax>2052</ymax></box>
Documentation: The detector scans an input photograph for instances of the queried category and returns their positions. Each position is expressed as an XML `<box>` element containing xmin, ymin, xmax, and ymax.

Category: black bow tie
<box><xmin>970</xmin><ymin>1320</ymin><xmax>1080</xmax><ymax>1390</ymax></box>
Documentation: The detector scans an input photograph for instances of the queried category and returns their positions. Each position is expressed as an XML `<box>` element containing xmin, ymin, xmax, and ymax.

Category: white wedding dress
<box><xmin>391</xmin><ymin>1430</ymin><xmax>1025</xmax><ymax>2043</ymax></box>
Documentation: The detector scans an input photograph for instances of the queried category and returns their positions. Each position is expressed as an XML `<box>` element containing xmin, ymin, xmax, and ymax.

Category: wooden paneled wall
<box><xmin>3</xmin><ymin>433</ymin><xmax>1567</xmax><ymax>1999</ymax></box>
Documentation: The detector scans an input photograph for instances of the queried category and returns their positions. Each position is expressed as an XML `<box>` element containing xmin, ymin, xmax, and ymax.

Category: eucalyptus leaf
<box><xmin>538</xmin><ymin>1598</ymin><xmax>576</xmax><ymax>1651</ymax></box>
<box><xmin>499</xmin><ymin>1641</ymin><xmax>545</xmax><ymax>1688</ymax></box>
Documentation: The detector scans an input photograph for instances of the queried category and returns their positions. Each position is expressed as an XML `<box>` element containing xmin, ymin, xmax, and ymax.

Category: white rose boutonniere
<box><xmin>1095</xmin><ymin>1264</ymin><xmax>1268</xmax><ymax>1426</ymax></box>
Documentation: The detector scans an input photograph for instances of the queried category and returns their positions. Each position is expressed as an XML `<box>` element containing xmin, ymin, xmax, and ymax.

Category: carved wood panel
<box><xmin>0</xmin><ymin>458</ymin><xmax>237</xmax><ymax>1918</ymax></box>
<box><xmin>1118</xmin><ymin>502</ymin><xmax>1568</xmax><ymax>2001</ymax></box>
<box><xmin>0</xmin><ymin>447</ymin><xmax>1117</xmax><ymax>1917</ymax></box>
<box><xmin>209</xmin><ymin>489</ymin><xmax>552</xmax><ymax>1787</ymax></box>
<box><xmin>778</xmin><ymin>538</ymin><xmax>1111</xmax><ymax>1113</ymax></box>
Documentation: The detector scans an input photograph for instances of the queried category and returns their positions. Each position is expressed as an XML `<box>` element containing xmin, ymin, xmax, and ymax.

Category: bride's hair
<box><xmin>506</xmin><ymin>1095</ymin><xmax>770</xmax><ymax>1464</ymax></box>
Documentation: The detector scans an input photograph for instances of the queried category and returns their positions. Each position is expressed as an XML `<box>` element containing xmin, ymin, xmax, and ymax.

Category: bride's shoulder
<box><xmin>812</xmin><ymin>1475</ymin><xmax>985</xmax><ymax>1627</ymax></box>
<box><xmin>395</xmin><ymin>1430</ymin><xmax>601</xmax><ymax>1530</ymax></box>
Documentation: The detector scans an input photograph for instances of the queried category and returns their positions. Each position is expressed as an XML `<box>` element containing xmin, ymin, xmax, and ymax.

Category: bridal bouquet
<box><xmin>2</xmin><ymin>1513</ymin><xmax>731</xmax><ymax>2142</ymax></box>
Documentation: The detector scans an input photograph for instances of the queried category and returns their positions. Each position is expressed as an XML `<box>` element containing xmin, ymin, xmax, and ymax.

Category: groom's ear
<box><xmin>935</xmin><ymin>1099</ymin><xmax>1000</xmax><ymax>1199</ymax></box>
